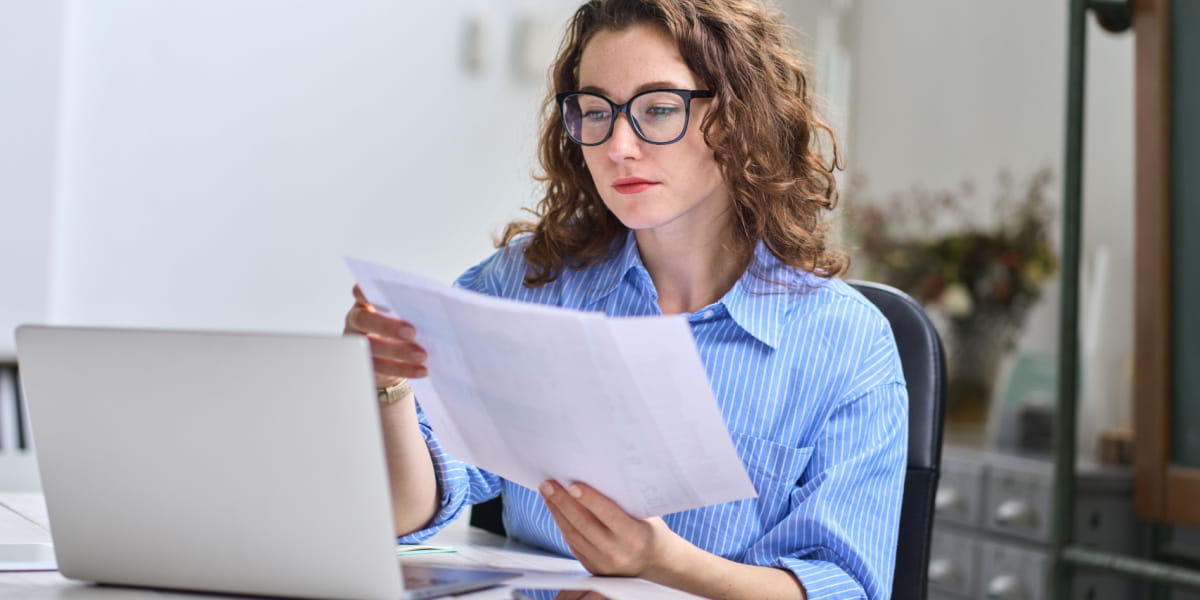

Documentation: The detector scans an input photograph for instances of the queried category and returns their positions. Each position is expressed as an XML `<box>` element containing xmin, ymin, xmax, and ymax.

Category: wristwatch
<box><xmin>376</xmin><ymin>379</ymin><xmax>413</xmax><ymax>404</ymax></box>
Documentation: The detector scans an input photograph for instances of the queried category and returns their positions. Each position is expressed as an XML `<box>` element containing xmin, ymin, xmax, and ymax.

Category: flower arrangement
<box><xmin>844</xmin><ymin>166</ymin><xmax>1059</xmax><ymax>418</ymax></box>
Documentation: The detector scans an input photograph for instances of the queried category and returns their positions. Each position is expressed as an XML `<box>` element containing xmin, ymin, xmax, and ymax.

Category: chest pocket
<box><xmin>731</xmin><ymin>432</ymin><xmax>815</xmax><ymax>525</ymax></box>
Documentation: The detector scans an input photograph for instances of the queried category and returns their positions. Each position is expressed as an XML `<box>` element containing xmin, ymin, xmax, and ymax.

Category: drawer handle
<box><xmin>927</xmin><ymin>557</ymin><xmax>958</xmax><ymax>583</ymax></box>
<box><xmin>935</xmin><ymin>488</ymin><xmax>963</xmax><ymax>512</ymax></box>
<box><xmin>993</xmin><ymin>499</ymin><xmax>1035</xmax><ymax>527</ymax></box>
<box><xmin>986</xmin><ymin>574</ymin><xmax>1025</xmax><ymax>599</ymax></box>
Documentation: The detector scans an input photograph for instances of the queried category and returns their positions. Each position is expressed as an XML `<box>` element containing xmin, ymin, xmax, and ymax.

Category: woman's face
<box><xmin>576</xmin><ymin>24</ymin><xmax>729</xmax><ymax>238</ymax></box>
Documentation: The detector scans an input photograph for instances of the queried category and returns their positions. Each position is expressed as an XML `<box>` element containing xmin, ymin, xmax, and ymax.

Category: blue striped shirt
<box><xmin>400</xmin><ymin>231</ymin><xmax>908</xmax><ymax>599</ymax></box>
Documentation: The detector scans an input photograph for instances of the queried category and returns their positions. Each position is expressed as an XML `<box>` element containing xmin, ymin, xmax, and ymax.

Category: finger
<box><xmin>540</xmin><ymin>485</ymin><xmax>604</xmax><ymax>565</ymax></box>
<box><xmin>562</xmin><ymin>482</ymin><xmax>641</xmax><ymax>537</ymax></box>
<box><xmin>345</xmin><ymin>303</ymin><xmax>371</xmax><ymax>334</ymax></box>
<box><xmin>365</xmin><ymin>335</ymin><xmax>427</xmax><ymax>364</ymax></box>
<box><xmin>540</xmin><ymin>481</ymin><xmax>614</xmax><ymax>547</ymax></box>
<box><xmin>351</xmin><ymin>284</ymin><xmax>393</xmax><ymax>312</ymax></box>
<box><xmin>371</xmin><ymin>357</ymin><xmax>428</xmax><ymax>380</ymax></box>
<box><xmin>347</xmin><ymin>307</ymin><xmax>418</xmax><ymax>341</ymax></box>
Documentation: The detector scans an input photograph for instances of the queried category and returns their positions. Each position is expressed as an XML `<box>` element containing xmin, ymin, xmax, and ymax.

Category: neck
<box><xmin>635</xmin><ymin>224</ymin><xmax>750</xmax><ymax>315</ymax></box>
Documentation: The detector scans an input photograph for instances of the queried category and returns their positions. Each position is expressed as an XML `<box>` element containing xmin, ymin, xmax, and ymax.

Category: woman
<box><xmin>344</xmin><ymin>1</ymin><xmax>906</xmax><ymax>598</ymax></box>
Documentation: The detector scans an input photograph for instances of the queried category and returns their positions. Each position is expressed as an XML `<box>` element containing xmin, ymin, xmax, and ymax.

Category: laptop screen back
<box><xmin>16</xmin><ymin>326</ymin><xmax>406</xmax><ymax>600</ymax></box>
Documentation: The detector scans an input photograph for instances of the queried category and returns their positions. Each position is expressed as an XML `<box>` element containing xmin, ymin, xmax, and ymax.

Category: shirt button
<box><xmin>700</xmin><ymin>310</ymin><xmax>714</xmax><ymax>319</ymax></box>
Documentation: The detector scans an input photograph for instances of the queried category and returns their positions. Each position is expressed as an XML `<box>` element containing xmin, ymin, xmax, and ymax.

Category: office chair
<box><xmin>850</xmin><ymin>280</ymin><xmax>946</xmax><ymax>600</ymax></box>
<box><xmin>469</xmin><ymin>281</ymin><xmax>946</xmax><ymax>600</ymax></box>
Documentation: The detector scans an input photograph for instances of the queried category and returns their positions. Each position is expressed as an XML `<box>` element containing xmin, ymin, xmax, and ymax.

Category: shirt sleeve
<box><xmin>453</xmin><ymin>237</ymin><xmax>532</xmax><ymax>297</ymax></box>
<box><xmin>767</xmin><ymin>380</ymin><xmax>908</xmax><ymax>599</ymax></box>
<box><xmin>397</xmin><ymin>245</ymin><xmax>524</xmax><ymax>543</ymax></box>
<box><xmin>396</xmin><ymin>402</ymin><xmax>503</xmax><ymax>543</ymax></box>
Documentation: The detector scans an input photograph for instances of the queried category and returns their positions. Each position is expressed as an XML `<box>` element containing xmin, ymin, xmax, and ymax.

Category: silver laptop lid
<box><xmin>16</xmin><ymin>325</ymin><xmax>405</xmax><ymax>600</ymax></box>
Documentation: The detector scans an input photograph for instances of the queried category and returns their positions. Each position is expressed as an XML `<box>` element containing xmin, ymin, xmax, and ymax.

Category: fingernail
<box><xmin>539</xmin><ymin>482</ymin><xmax>554</xmax><ymax>497</ymax></box>
<box><xmin>567</xmin><ymin>484</ymin><xmax>583</xmax><ymax>498</ymax></box>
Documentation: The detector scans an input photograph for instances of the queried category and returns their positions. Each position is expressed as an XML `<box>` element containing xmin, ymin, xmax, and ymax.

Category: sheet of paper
<box><xmin>395</xmin><ymin>544</ymin><xmax>456</xmax><ymax>556</ymax></box>
<box><xmin>346</xmin><ymin>257</ymin><xmax>756</xmax><ymax>518</ymax></box>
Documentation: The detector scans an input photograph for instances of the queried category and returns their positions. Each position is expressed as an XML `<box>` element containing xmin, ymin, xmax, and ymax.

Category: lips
<box><xmin>612</xmin><ymin>177</ymin><xmax>658</xmax><ymax>195</ymax></box>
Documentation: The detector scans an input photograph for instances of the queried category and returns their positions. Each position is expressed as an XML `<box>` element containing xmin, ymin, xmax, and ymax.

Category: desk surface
<box><xmin>0</xmin><ymin>493</ymin><xmax>699</xmax><ymax>599</ymax></box>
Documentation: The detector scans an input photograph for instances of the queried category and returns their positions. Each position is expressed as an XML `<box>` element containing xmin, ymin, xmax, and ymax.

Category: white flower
<box><xmin>940</xmin><ymin>283</ymin><xmax>974</xmax><ymax>317</ymax></box>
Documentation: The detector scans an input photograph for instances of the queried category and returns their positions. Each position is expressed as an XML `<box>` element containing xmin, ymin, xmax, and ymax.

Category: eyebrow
<box><xmin>578</xmin><ymin>80</ymin><xmax>689</xmax><ymax>99</ymax></box>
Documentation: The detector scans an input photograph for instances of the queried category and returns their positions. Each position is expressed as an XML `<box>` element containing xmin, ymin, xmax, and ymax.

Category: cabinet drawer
<box><xmin>937</xmin><ymin>455</ymin><xmax>984</xmax><ymax>527</ymax></box>
<box><xmin>1074</xmin><ymin>495</ymin><xmax>1137</xmax><ymax>552</ymax></box>
<box><xmin>929</xmin><ymin>592</ymin><xmax>968</xmax><ymax>600</ymax></box>
<box><xmin>977</xmin><ymin>541</ymin><xmax>1049</xmax><ymax>600</ymax></box>
<box><xmin>928</xmin><ymin>528</ymin><xmax>977</xmax><ymax>597</ymax></box>
<box><xmin>983</xmin><ymin>462</ymin><xmax>1052</xmax><ymax>542</ymax></box>
<box><xmin>1074</xmin><ymin>570</ymin><xmax>1138</xmax><ymax>600</ymax></box>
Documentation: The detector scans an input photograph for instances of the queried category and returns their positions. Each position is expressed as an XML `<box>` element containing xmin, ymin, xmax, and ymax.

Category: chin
<box><xmin>604</xmin><ymin>200</ymin><xmax>677</xmax><ymax>231</ymax></box>
<box><xmin>611</xmin><ymin>211</ymin><xmax>677</xmax><ymax>232</ymax></box>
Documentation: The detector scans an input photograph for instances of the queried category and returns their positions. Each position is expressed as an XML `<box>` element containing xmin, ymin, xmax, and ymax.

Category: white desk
<box><xmin>0</xmin><ymin>493</ymin><xmax>699</xmax><ymax>599</ymax></box>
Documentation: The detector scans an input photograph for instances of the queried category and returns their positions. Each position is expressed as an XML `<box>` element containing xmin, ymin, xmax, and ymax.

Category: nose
<box><xmin>605</xmin><ymin>113</ymin><xmax>642</xmax><ymax>161</ymax></box>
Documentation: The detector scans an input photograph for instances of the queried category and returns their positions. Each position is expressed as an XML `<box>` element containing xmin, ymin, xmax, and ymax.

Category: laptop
<box><xmin>14</xmin><ymin>325</ymin><xmax>519</xmax><ymax>600</ymax></box>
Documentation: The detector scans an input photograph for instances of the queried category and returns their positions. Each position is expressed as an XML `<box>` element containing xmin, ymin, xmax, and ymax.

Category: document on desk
<box><xmin>346</xmin><ymin>258</ymin><xmax>756</xmax><ymax>518</ymax></box>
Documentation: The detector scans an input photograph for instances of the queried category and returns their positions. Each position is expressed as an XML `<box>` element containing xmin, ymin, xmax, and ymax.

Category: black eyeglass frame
<box><xmin>555</xmin><ymin>89</ymin><xmax>715</xmax><ymax>146</ymax></box>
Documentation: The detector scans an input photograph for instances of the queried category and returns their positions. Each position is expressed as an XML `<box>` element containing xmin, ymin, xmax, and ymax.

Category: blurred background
<box><xmin>0</xmin><ymin>0</ymin><xmax>1131</xmax><ymax>463</ymax></box>
<box><xmin>2</xmin><ymin>0</ymin><xmax>1133</xmax><ymax>456</ymax></box>
<box><xmin>6</xmin><ymin>2</ymin><xmax>1177</xmax><ymax>597</ymax></box>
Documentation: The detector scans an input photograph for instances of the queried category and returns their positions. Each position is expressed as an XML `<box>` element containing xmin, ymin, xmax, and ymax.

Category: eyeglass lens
<box><xmin>560</xmin><ymin>91</ymin><xmax>690</xmax><ymax>145</ymax></box>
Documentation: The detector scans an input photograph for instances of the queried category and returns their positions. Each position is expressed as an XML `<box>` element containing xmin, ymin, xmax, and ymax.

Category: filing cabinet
<box><xmin>977</xmin><ymin>540</ymin><xmax>1049</xmax><ymax>600</ymax></box>
<box><xmin>937</xmin><ymin>455</ymin><xmax>985</xmax><ymax>528</ymax></box>
<box><xmin>983</xmin><ymin>460</ymin><xmax>1054</xmax><ymax>542</ymax></box>
<box><xmin>928</xmin><ymin>447</ymin><xmax>1144</xmax><ymax>600</ymax></box>
<box><xmin>928</xmin><ymin>528</ymin><xmax>977</xmax><ymax>598</ymax></box>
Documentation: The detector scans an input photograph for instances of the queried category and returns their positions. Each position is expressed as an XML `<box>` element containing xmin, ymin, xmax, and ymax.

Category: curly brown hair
<box><xmin>499</xmin><ymin>0</ymin><xmax>847</xmax><ymax>287</ymax></box>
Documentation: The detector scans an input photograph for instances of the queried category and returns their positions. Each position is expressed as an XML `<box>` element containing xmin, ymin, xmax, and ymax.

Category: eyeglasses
<box><xmin>556</xmin><ymin>89</ymin><xmax>714</xmax><ymax>146</ymax></box>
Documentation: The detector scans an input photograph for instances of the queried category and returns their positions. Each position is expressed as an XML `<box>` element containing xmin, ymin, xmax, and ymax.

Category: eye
<box><xmin>582</xmin><ymin>109</ymin><xmax>612</xmax><ymax>123</ymax></box>
<box><xmin>644</xmin><ymin>105</ymin><xmax>681</xmax><ymax>119</ymax></box>
<box><xmin>633</xmin><ymin>91</ymin><xmax>686</xmax><ymax>122</ymax></box>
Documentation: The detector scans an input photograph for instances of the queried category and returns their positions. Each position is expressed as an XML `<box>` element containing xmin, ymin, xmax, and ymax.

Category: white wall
<box><xmin>847</xmin><ymin>2</ymin><xmax>1067</xmax><ymax>200</ymax></box>
<box><xmin>5</xmin><ymin>0</ymin><xmax>832</xmax><ymax>358</ymax></box>
<box><xmin>37</xmin><ymin>0</ymin><xmax>576</xmax><ymax>342</ymax></box>
<box><xmin>845</xmin><ymin>1</ymin><xmax>1135</xmax><ymax>439</ymax></box>
<box><xmin>0</xmin><ymin>0</ymin><xmax>63</xmax><ymax>359</ymax></box>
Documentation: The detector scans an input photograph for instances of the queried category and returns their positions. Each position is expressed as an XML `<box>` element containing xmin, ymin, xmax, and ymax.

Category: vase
<box><xmin>942</xmin><ymin>310</ymin><xmax>1018</xmax><ymax>429</ymax></box>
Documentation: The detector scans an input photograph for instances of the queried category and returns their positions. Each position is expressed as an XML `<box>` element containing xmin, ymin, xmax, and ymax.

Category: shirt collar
<box><xmin>723</xmin><ymin>241</ymin><xmax>823</xmax><ymax>349</ymax></box>
<box><xmin>586</xmin><ymin>233</ymin><xmax>817</xmax><ymax>349</ymax></box>
<box><xmin>585</xmin><ymin>230</ymin><xmax>651</xmax><ymax>305</ymax></box>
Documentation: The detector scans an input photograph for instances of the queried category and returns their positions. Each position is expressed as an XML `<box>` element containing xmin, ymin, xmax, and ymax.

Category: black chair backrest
<box><xmin>471</xmin><ymin>281</ymin><xmax>946</xmax><ymax>599</ymax></box>
<box><xmin>850</xmin><ymin>280</ymin><xmax>947</xmax><ymax>600</ymax></box>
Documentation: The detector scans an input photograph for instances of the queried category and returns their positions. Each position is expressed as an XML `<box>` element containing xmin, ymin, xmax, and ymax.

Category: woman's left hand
<box><xmin>538</xmin><ymin>480</ymin><xmax>682</xmax><ymax>578</ymax></box>
<box><xmin>539</xmin><ymin>479</ymin><xmax>807</xmax><ymax>600</ymax></box>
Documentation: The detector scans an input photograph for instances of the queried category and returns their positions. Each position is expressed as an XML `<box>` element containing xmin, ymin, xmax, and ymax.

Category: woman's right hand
<box><xmin>343</xmin><ymin>285</ymin><xmax>428</xmax><ymax>389</ymax></box>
